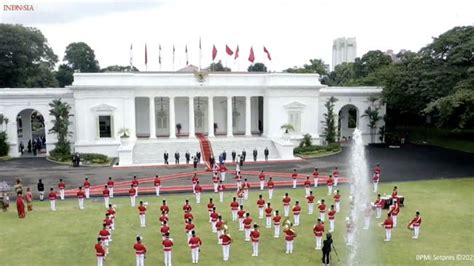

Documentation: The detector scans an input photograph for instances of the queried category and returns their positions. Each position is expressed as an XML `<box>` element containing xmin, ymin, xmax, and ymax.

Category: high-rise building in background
<box><xmin>332</xmin><ymin>37</ymin><xmax>357</xmax><ymax>71</ymax></box>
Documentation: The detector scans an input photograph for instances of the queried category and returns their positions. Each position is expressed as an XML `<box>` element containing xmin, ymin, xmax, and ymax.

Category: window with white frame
<box><xmin>91</xmin><ymin>104</ymin><xmax>116</xmax><ymax>139</ymax></box>
<box><xmin>288</xmin><ymin>111</ymin><xmax>302</xmax><ymax>133</ymax></box>
<box><xmin>98</xmin><ymin>115</ymin><xmax>112</xmax><ymax>138</ymax></box>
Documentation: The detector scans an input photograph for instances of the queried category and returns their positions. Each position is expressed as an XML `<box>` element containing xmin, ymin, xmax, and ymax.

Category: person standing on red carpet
<box><xmin>326</xmin><ymin>175</ymin><xmax>334</xmax><ymax>195</ymax></box>
<box><xmin>129</xmin><ymin>185</ymin><xmax>136</xmax><ymax>207</ymax></box>
<box><xmin>372</xmin><ymin>171</ymin><xmax>380</xmax><ymax>193</ymax></box>
<box><xmin>258</xmin><ymin>170</ymin><xmax>266</xmax><ymax>190</ymax></box>
<box><xmin>58</xmin><ymin>179</ymin><xmax>65</xmax><ymax>200</ymax></box>
<box><xmin>212</xmin><ymin>172</ymin><xmax>220</xmax><ymax>193</ymax></box>
<box><xmin>303</xmin><ymin>176</ymin><xmax>311</xmax><ymax>196</ymax></box>
<box><xmin>77</xmin><ymin>186</ymin><xmax>85</xmax><ymax>210</ymax></box>
<box><xmin>219</xmin><ymin>163</ymin><xmax>228</xmax><ymax>182</ymax></box>
<box><xmin>291</xmin><ymin>169</ymin><xmax>298</xmax><ymax>189</ymax></box>
<box><xmin>84</xmin><ymin>177</ymin><xmax>91</xmax><ymax>199</ymax></box>
<box><xmin>154</xmin><ymin>175</ymin><xmax>161</xmax><ymax>197</ymax></box>
<box><xmin>267</xmin><ymin>176</ymin><xmax>274</xmax><ymax>199</ymax></box>
<box><xmin>332</xmin><ymin>167</ymin><xmax>340</xmax><ymax>187</ymax></box>
<box><xmin>242</xmin><ymin>178</ymin><xmax>250</xmax><ymax>200</ymax></box>
<box><xmin>191</xmin><ymin>173</ymin><xmax>199</xmax><ymax>193</ymax></box>
<box><xmin>16</xmin><ymin>192</ymin><xmax>26</xmax><ymax>218</ymax></box>
<box><xmin>312</xmin><ymin>168</ymin><xmax>319</xmax><ymax>188</ymax></box>
<box><xmin>162</xmin><ymin>232</ymin><xmax>173</xmax><ymax>266</ymax></box>
<box><xmin>133</xmin><ymin>236</ymin><xmax>147</xmax><ymax>266</ymax></box>
<box><xmin>132</xmin><ymin>176</ymin><xmax>139</xmax><ymax>197</ymax></box>
<box><xmin>107</xmin><ymin>177</ymin><xmax>114</xmax><ymax>198</ymax></box>
<box><xmin>102</xmin><ymin>185</ymin><xmax>110</xmax><ymax>208</ymax></box>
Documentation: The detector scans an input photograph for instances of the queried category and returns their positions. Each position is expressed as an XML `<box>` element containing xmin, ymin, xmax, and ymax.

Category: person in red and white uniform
<box><xmin>162</xmin><ymin>232</ymin><xmax>173</xmax><ymax>266</ymax></box>
<box><xmin>84</xmin><ymin>177</ymin><xmax>91</xmax><ymax>199</ymax></box>
<box><xmin>184</xmin><ymin>209</ymin><xmax>194</xmax><ymax>224</ymax></box>
<box><xmin>258</xmin><ymin>170</ymin><xmax>266</xmax><ymax>190</ymax></box>
<box><xmin>158</xmin><ymin>212</ymin><xmax>167</xmax><ymax>225</ymax></box>
<box><xmin>77</xmin><ymin>186</ymin><xmax>85</xmax><ymax>210</ymax></box>
<box><xmin>95</xmin><ymin>237</ymin><xmax>107</xmax><ymax>266</ymax></box>
<box><xmin>374</xmin><ymin>194</ymin><xmax>383</xmax><ymax>218</ymax></box>
<box><xmin>185</xmin><ymin>218</ymin><xmax>195</xmax><ymax>241</ymax></box>
<box><xmin>188</xmin><ymin>230</ymin><xmax>202</xmax><ymax>264</ymax></box>
<box><xmin>306</xmin><ymin>191</ymin><xmax>315</xmax><ymax>214</ymax></box>
<box><xmin>191</xmin><ymin>173</ymin><xmax>199</xmax><ymax>193</ymax></box>
<box><xmin>328</xmin><ymin>205</ymin><xmax>336</xmax><ymax>232</ymax></box>
<box><xmin>363</xmin><ymin>203</ymin><xmax>373</xmax><ymax>230</ymax></box>
<box><xmin>103</xmin><ymin>214</ymin><xmax>113</xmax><ymax>241</ymax></box>
<box><xmin>374</xmin><ymin>164</ymin><xmax>381</xmax><ymax>175</ymax></box>
<box><xmin>292</xmin><ymin>201</ymin><xmax>301</xmax><ymax>226</ymax></box>
<box><xmin>220</xmin><ymin>229</ymin><xmax>232</xmax><ymax>261</ymax></box>
<box><xmin>134</xmin><ymin>236</ymin><xmax>147</xmax><ymax>266</ymax></box>
<box><xmin>207</xmin><ymin>198</ymin><xmax>215</xmax><ymax>222</ymax></box>
<box><xmin>326</xmin><ymin>175</ymin><xmax>334</xmax><ymax>196</ymax></box>
<box><xmin>313</xmin><ymin>218</ymin><xmax>325</xmax><ymax>249</ymax></box>
<box><xmin>194</xmin><ymin>181</ymin><xmax>202</xmax><ymax>204</ymax></box>
<box><xmin>237</xmin><ymin>188</ymin><xmax>244</xmax><ymax>205</ymax></box>
<box><xmin>257</xmin><ymin>194</ymin><xmax>265</xmax><ymax>219</ymax></box>
<box><xmin>273</xmin><ymin>210</ymin><xmax>282</xmax><ymax>238</ymax></box>
<box><xmin>267</xmin><ymin>176</ymin><xmax>275</xmax><ymax>200</ymax></box>
<box><xmin>132</xmin><ymin>176</ymin><xmax>139</xmax><ymax>197</ymax></box>
<box><xmin>383</xmin><ymin>213</ymin><xmax>393</xmax><ymax>241</ymax></box>
<box><xmin>107</xmin><ymin>177</ymin><xmax>114</xmax><ymax>198</ymax></box>
<box><xmin>58</xmin><ymin>179</ymin><xmax>65</xmax><ymax>200</ymax></box>
<box><xmin>291</xmin><ymin>169</ymin><xmax>298</xmax><ymax>189</ymax></box>
<box><xmin>230</xmin><ymin>197</ymin><xmax>239</xmax><ymax>221</ymax></box>
<box><xmin>183</xmin><ymin>199</ymin><xmax>192</xmax><ymax>213</ymax></box>
<box><xmin>138</xmin><ymin>201</ymin><xmax>147</xmax><ymax>227</ymax></box>
<box><xmin>210</xmin><ymin>207</ymin><xmax>219</xmax><ymax>233</ymax></box>
<box><xmin>48</xmin><ymin>187</ymin><xmax>57</xmax><ymax>211</ymax></box>
<box><xmin>160</xmin><ymin>220</ymin><xmax>170</xmax><ymax>240</ymax></box>
<box><xmin>318</xmin><ymin>199</ymin><xmax>326</xmax><ymax>222</ymax></box>
<box><xmin>154</xmin><ymin>175</ymin><xmax>161</xmax><ymax>197</ymax></box>
<box><xmin>346</xmin><ymin>216</ymin><xmax>354</xmax><ymax>245</ymax></box>
<box><xmin>237</xmin><ymin>205</ymin><xmax>246</xmax><ymax>231</ymax></box>
<box><xmin>333</xmin><ymin>190</ymin><xmax>341</xmax><ymax>213</ymax></box>
<box><xmin>107</xmin><ymin>204</ymin><xmax>116</xmax><ymax>230</ymax></box>
<box><xmin>103</xmin><ymin>185</ymin><xmax>110</xmax><ymax>209</ymax></box>
<box><xmin>219</xmin><ymin>163</ymin><xmax>228</xmax><ymax>182</ymax></box>
<box><xmin>284</xmin><ymin>225</ymin><xmax>296</xmax><ymax>254</ymax></box>
<box><xmin>391</xmin><ymin>186</ymin><xmax>398</xmax><ymax>202</ymax></box>
<box><xmin>332</xmin><ymin>167</ymin><xmax>340</xmax><ymax>187</ymax></box>
<box><xmin>372</xmin><ymin>171</ymin><xmax>380</xmax><ymax>193</ymax></box>
<box><xmin>250</xmin><ymin>224</ymin><xmax>261</xmax><ymax>256</ymax></box>
<box><xmin>161</xmin><ymin>200</ymin><xmax>170</xmax><ymax>217</ymax></box>
<box><xmin>303</xmin><ymin>176</ymin><xmax>311</xmax><ymax>196</ymax></box>
<box><xmin>216</xmin><ymin>215</ymin><xmax>225</xmax><ymax>244</ymax></box>
<box><xmin>98</xmin><ymin>224</ymin><xmax>111</xmax><ymax>247</ymax></box>
<box><xmin>129</xmin><ymin>185</ymin><xmax>137</xmax><ymax>207</ymax></box>
<box><xmin>243</xmin><ymin>213</ymin><xmax>253</xmax><ymax>241</ymax></box>
<box><xmin>408</xmin><ymin>211</ymin><xmax>422</xmax><ymax>239</ymax></box>
<box><xmin>212</xmin><ymin>173</ymin><xmax>220</xmax><ymax>193</ymax></box>
<box><xmin>282</xmin><ymin>193</ymin><xmax>291</xmax><ymax>217</ymax></box>
<box><xmin>234</xmin><ymin>171</ymin><xmax>242</xmax><ymax>190</ymax></box>
<box><xmin>312</xmin><ymin>168</ymin><xmax>319</xmax><ymax>188</ymax></box>
<box><xmin>389</xmin><ymin>198</ymin><xmax>400</xmax><ymax>227</ymax></box>
<box><xmin>242</xmin><ymin>178</ymin><xmax>250</xmax><ymax>200</ymax></box>
<box><xmin>218</xmin><ymin>180</ymin><xmax>225</xmax><ymax>203</ymax></box>
<box><xmin>265</xmin><ymin>203</ymin><xmax>273</xmax><ymax>228</ymax></box>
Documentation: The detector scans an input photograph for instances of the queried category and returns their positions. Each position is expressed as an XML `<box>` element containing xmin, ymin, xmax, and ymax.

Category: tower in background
<box><xmin>332</xmin><ymin>37</ymin><xmax>357</xmax><ymax>71</ymax></box>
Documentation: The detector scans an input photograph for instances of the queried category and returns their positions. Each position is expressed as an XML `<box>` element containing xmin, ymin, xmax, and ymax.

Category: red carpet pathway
<box><xmin>196</xmin><ymin>133</ymin><xmax>213</xmax><ymax>170</ymax></box>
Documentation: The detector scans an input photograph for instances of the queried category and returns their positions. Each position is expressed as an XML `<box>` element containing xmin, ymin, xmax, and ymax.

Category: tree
<box><xmin>207</xmin><ymin>60</ymin><xmax>231</xmax><ymax>72</ymax></box>
<box><xmin>322</xmin><ymin>96</ymin><xmax>338</xmax><ymax>144</ymax></box>
<box><xmin>247</xmin><ymin>62</ymin><xmax>267</xmax><ymax>72</ymax></box>
<box><xmin>285</xmin><ymin>59</ymin><xmax>328</xmax><ymax>76</ymax></box>
<box><xmin>55</xmin><ymin>64</ymin><xmax>74</xmax><ymax>88</ymax></box>
<box><xmin>327</xmin><ymin>62</ymin><xmax>356</xmax><ymax>86</ymax></box>
<box><xmin>280</xmin><ymin>123</ymin><xmax>295</xmax><ymax>134</ymax></box>
<box><xmin>63</xmin><ymin>42</ymin><xmax>100</xmax><ymax>72</ymax></box>
<box><xmin>0</xmin><ymin>24</ymin><xmax>58</xmax><ymax>88</ymax></box>
<box><xmin>48</xmin><ymin>99</ymin><xmax>73</xmax><ymax>159</ymax></box>
<box><xmin>362</xmin><ymin>96</ymin><xmax>383</xmax><ymax>143</ymax></box>
<box><xmin>101</xmin><ymin>65</ymin><xmax>139</xmax><ymax>72</ymax></box>
<box><xmin>0</xmin><ymin>114</ymin><xmax>9</xmax><ymax>156</ymax></box>
<box><xmin>353</xmin><ymin>50</ymin><xmax>392</xmax><ymax>79</ymax></box>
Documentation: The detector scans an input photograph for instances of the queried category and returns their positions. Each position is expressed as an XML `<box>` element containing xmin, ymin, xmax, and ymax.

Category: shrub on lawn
<box><xmin>294</xmin><ymin>143</ymin><xmax>341</xmax><ymax>155</ymax></box>
<box><xmin>80</xmin><ymin>153</ymin><xmax>109</xmax><ymax>164</ymax></box>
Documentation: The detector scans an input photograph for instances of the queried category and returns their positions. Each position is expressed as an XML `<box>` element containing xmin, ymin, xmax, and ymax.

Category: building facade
<box><xmin>332</xmin><ymin>37</ymin><xmax>357</xmax><ymax>70</ymax></box>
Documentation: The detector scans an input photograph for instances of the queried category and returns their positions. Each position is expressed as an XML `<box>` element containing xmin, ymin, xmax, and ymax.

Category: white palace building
<box><xmin>0</xmin><ymin>72</ymin><xmax>385</xmax><ymax>166</ymax></box>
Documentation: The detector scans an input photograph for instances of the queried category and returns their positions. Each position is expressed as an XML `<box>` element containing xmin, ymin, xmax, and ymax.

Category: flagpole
<box><xmin>199</xmin><ymin>37</ymin><xmax>202</xmax><ymax>71</ymax></box>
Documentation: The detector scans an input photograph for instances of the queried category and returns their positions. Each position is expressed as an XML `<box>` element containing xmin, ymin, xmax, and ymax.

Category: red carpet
<box><xmin>196</xmin><ymin>133</ymin><xmax>213</xmax><ymax>170</ymax></box>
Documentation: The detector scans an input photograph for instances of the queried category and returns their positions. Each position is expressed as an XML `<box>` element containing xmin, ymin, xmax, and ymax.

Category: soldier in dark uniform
<box><xmin>175</xmin><ymin>151</ymin><xmax>180</xmax><ymax>164</ymax></box>
<box><xmin>185</xmin><ymin>151</ymin><xmax>191</xmax><ymax>164</ymax></box>
<box><xmin>231</xmin><ymin>150</ymin><xmax>236</xmax><ymax>162</ymax></box>
<box><xmin>196</xmin><ymin>152</ymin><xmax>201</xmax><ymax>163</ymax></box>
<box><xmin>222</xmin><ymin>150</ymin><xmax>227</xmax><ymax>162</ymax></box>
<box><xmin>164</xmin><ymin>151</ymin><xmax>169</xmax><ymax>165</ymax></box>
<box><xmin>264</xmin><ymin>147</ymin><xmax>269</xmax><ymax>161</ymax></box>
<box><xmin>241</xmin><ymin>149</ymin><xmax>246</xmax><ymax>162</ymax></box>
<box><xmin>253</xmin><ymin>148</ymin><xmax>258</xmax><ymax>162</ymax></box>
<box><xmin>193</xmin><ymin>156</ymin><xmax>198</xmax><ymax>169</ymax></box>
<box><xmin>27</xmin><ymin>140</ymin><xmax>32</xmax><ymax>153</ymax></box>
<box><xmin>210</xmin><ymin>155</ymin><xmax>215</xmax><ymax>167</ymax></box>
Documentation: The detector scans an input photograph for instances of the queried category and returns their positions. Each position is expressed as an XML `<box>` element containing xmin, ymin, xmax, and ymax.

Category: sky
<box><xmin>1</xmin><ymin>0</ymin><xmax>473</xmax><ymax>72</ymax></box>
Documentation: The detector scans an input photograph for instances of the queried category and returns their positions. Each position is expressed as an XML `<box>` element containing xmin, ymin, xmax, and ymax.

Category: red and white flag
<box><xmin>248</xmin><ymin>46</ymin><xmax>255</xmax><ymax>63</ymax></box>
<box><xmin>263</xmin><ymin>46</ymin><xmax>272</xmax><ymax>61</ymax></box>
<box><xmin>212</xmin><ymin>45</ymin><xmax>217</xmax><ymax>61</ymax></box>
<box><xmin>234</xmin><ymin>45</ymin><xmax>239</xmax><ymax>60</ymax></box>
<box><xmin>226</xmin><ymin>45</ymin><xmax>233</xmax><ymax>56</ymax></box>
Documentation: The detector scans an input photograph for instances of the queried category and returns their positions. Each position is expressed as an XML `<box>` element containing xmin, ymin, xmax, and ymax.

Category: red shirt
<box><xmin>95</xmin><ymin>243</ymin><xmax>106</xmax><ymax>256</ymax></box>
<box><xmin>160</xmin><ymin>225</ymin><xmax>170</xmax><ymax>235</ymax></box>
<box><xmin>257</xmin><ymin>199</ymin><xmax>265</xmax><ymax>208</ymax></box>
<box><xmin>390</xmin><ymin>204</ymin><xmax>399</xmax><ymax>216</ymax></box>
<box><xmin>185</xmin><ymin>223</ymin><xmax>195</xmax><ymax>233</ymax></box>
<box><xmin>162</xmin><ymin>239</ymin><xmax>173</xmax><ymax>251</ymax></box>
<box><xmin>220</xmin><ymin>234</ymin><xmax>232</xmax><ymax>245</ymax></box>
<box><xmin>107</xmin><ymin>209</ymin><xmax>116</xmax><ymax>217</ymax></box>
<box><xmin>292</xmin><ymin>205</ymin><xmax>301</xmax><ymax>215</ymax></box>
<box><xmin>334</xmin><ymin>194</ymin><xmax>341</xmax><ymax>202</ymax></box>
<box><xmin>160</xmin><ymin>205</ymin><xmax>170</xmax><ymax>214</ymax></box>
<box><xmin>138</xmin><ymin>206</ymin><xmax>147</xmax><ymax>215</ymax></box>
<box><xmin>183</xmin><ymin>204</ymin><xmax>192</xmax><ymax>212</ymax></box>
<box><xmin>99</xmin><ymin>229</ymin><xmax>110</xmax><ymax>240</ymax></box>
<box><xmin>230</xmin><ymin>201</ymin><xmax>239</xmax><ymax>210</ymax></box>
<box><xmin>103</xmin><ymin>189</ymin><xmax>110</xmax><ymax>197</ymax></box>
<box><xmin>372</xmin><ymin>173</ymin><xmax>380</xmax><ymax>183</ymax></box>
<box><xmin>312</xmin><ymin>170</ymin><xmax>319</xmax><ymax>178</ymax></box>
<box><xmin>374</xmin><ymin>166</ymin><xmax>381</xmax><ymax>175</ymax></box>
<box><xmin>313</xmin><ymin>224</ymin><xmax>324</xmax><ymax>237</ymax></box>
<box><xmin>216</xmin><ymin>220</ymin><xmax>224</xmax><ymax>230</ymax></box>
<box><xmin>291</xmin><ymin>173</ymin><xmax>298</xmax><ymax>180</ymax></box>
<box><xmin>375</xmin><ymin>198</ymin><xmax>384</xmax><ymax>208</ymax></box>
<box><xmin>384</xmin><ymin>218</ymin><xmax>393</xmax><ymax>229</ymax></box>
<box><xmin>104</xmin><ymin>218</ymin><xmax>113</xmax><ymax>227</ymax></box>
<box><xmin>267</xmin><ymin>180</ymin><xmax>274</xmax><ymax>189</ymax></box>
<box><xmin>306</xmin><ymin>195</ymin><xmax>315</xmax><ymax>203</ymax></box>
<box><xmin>319</xmin><ymin>203</ymin><xmax>326</xmax><ymax>213</ymax></box>
<box><xmin>409</xmin><ymin>216</ymin><xmax>422</xmax><ymax>227</ymax></box>
<box><xmin>132</xmin><ymin>180</ymin><xmax>139</xmax><ymax>187</ymax></box>
<box><xmin>265</xmin><ymin>207</ymin><xmax>273</xmax><ymax>217</ymax></box>
<box><xmin>392</xmin><ymin>191</ymin><xmax>398</xmax><ymax>199</ymax></box>
<box><xmin>159</xmin><ymin>215</ymin><xmax>169</xmax><ymax>223</ymax></box>
<box><xmin>192</xmin><ymin>176</ymin><xmax>199</xmax><ymax>184</ymax></box>
<box><xmin>237</xmin><ymin>210</ymin><xmax>246</xmax><ymax>219</ymax></box>
<box><xmin>273</xmin><ymin>215</ymin><xmax>282</xmax><ymax>225</ymax></box>
<box><xmin>304</xmin><ymin>180</ymin><xmax>311</xmax><ymax>187</ymax></box>
<box><xmin>58</xmin><ymin>181</ymin><xmax>65</xmax><ymax>189</ymax></box>
<box><xmin>210</xmin><ymin>212</ymin><xmax>219</xmax><ymax>222</ymax></box>
<box><xmin>84</xmin><ymin>180</ymin><xmax>90</xmax><ymax>188</ymax></box>
<box><xmin>212</xmin><ymin>175</ymin><xmax>220</xmax><ymax>183</ymax></box>
<box><xmin>328</xmin><ymin>210</ymin><xmax>336</xmax><ymax>220</ymax></box>
<box><xmin>154</xmin><ymin>178</ymin><xmax>161</xmax><ymax>186</ymax></box>
<box><xmin>333</xmin><ymin>170</ymin><xmax>339</xmax><ymax>177</ymax></box>
<box><xmin>327</xmin><ymin>178</ymin><xmax>334</xmax><ymax>186</ymax></box>
<box><xmin>134</xmin><ymin>243</ymin><xmax>147</xmax><ymax>255</ymax></box>
<box><xmin>259</xmin><ymin>173</ymin><xmax>265</xmax><ymax>181</ymax></box>
<box><xmin>250</xmin><ymin>230</ymin><xmax>260</xmax><ymax>242</ymax></box>
<box><xmin>129</xmin><ymin>188</ymin><xmax>136</xmax><ymax>196</ymax></box>
<box><xmin>188</xmin><ymin>236</ymin><xmax>202</xmax><ymax>249</ymax></box>
<box><xmin>184</xmin><ymin>212</ymin><xmax>194</xmax><ymax>221</ymax></box>
<box><xmin>48</xmin><ymin>191</ymin><xmax>57</xmax><ymax>200</ymax></box>
<box><xmin>243</xmin><ymin>217</ymin><xmax>253</xmax><ymax>229</ymax></box>
<box><xmin>219</xmin><ymin>165</ymin><xmax>228</xmax><ymax>173</ymax></box>
<box><xmin>107</xmin><ymin>180</ymin><xmax>114</xmax><ymax>187</ymax></box>
<box><xmin>77</xmin><ymin>190</ymin><xmax>85</xmax><ymax>199</ymax></box>
<box><xmin>194</xmin><ymin>185</ymin><xmax>202</xmax><ymax>193</ymax></box>
<box><xmin>282</xmin><ymin>196</ymin><xmax>291</xmax><ymax>206</ymax></box>
<box><xmin>284</xmin><ymin>229</ymin><xmax>296</xmax><ymax>241</ymax></box>
<box><xmin>242</xmin><ymin>182</ymin><xmax>250</xmax><ymax>189</ymax></box>
<box><xmin>218</xmin><ymin>184</ymin><xmax>225</xmax><ymax>191</ymax></box>
<box><xmin>207</xmin><ymin>203</ymin><xmax>215</xmax><ymax>212</ymax></box>
<box><xmin>235</xmin><ymin>175</ymin><xmax>242</xmax><ymax>182</ymax></box>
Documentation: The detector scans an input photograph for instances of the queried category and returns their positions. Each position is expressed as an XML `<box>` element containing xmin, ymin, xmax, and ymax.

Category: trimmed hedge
<box><xmin>49</xmin><ymin>151</ymin><xmax>109</xmax><ymax>164</ymax></box>
<box><xmin>294</xmin><ymin>143</ymin><xmax>341</xmax><ymax>154</ymax></box>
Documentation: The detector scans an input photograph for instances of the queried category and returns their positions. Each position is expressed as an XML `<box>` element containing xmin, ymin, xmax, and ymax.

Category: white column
<box><xmin>208</xmin><ymin>96</ymin><xmax>214</xmax><ymax>137</ymax></box>
<box><xmin>189</xmin><ymin>96</ymin><xmax>195</xmax><ymax>138</ymax></box>
<box><xmin>245</xmin><ymin>96</ymin><xmax>251</xmax><ymax>136</ymax></box>
<box><xmin>169</xmin><ymin>97</ymin><xmax>176</xmax><ymax>139</ymax></box>
<box><xmin>227</xmin><ymin>96</ymin><xmax>233</xmax><ymax>137</ymax></box>
<box><xmin>149</xmin><ymin>97</ymin><xmax>156</xmax><ymax>139</ymax></box>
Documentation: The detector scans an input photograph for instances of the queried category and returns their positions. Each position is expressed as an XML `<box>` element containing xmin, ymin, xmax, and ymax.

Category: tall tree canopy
<box><xmin>284</xmin><ymin>58</ymin><xmax>328</xmax><ymax>76</ymax></box>
<box><xmin>101</xmin><ymin>65</ymin><xmax>139</xmax><ymax>72</ymax></box>
<box><xmin>64</xmin><ymin>42</ymin><xmax>100</xmax><ymax>72</ymax></box>
<box><xmin>0</xmin><ymin>24</ymin><xmax>58</xmax><ymax>88</ymax></box>
<box><xmin>247</xmin><ymin>62</ymin><xmax>267</xmax><ymax>72</ymax></box>
<box><xmin>207</xmin><ymin>60</ymin><xmax>231</xmax><ymax>72</ymax></box>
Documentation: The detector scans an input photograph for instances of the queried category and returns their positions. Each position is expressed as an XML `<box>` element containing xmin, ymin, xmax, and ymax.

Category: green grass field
<box><xmin>1</xmin><ymin>178</ymin><xmax>473</xmax><ymax>266</ymax></box>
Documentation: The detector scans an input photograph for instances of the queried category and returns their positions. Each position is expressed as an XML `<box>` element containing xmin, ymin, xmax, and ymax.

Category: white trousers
<box><xmin>60</xmin><ymin>189</ymin><xmax>65</xmax><ymax>200</ymax></box>
<box><xmin>140</xmin><ymin>214</ymin><xmax>146</xmax><ymax>227</ymax></box>
<box><xmin>245</xmin><ymin>229</ymin><xmax>250</xmax><ymax>241</ymax></box>
<box><xmin>305</xmin><ymin>187</ymin><xmax>310</xmax><ymax>196</ymax></box>
<box><xmin>221</xmin><ymin>172</ymin><xmax>226</xmax><ymax>182</ymax></box>
<box><xmin>104</xmin><ymin>197</ymin><xmax>109</xmax><ymax>208</ymax></box>
<box><xmin>217</xmin><ymin>230</ymin><xmax>223</xmax><ymax>244</ymax></box>
<box><xmin>260</xmin><ymin>181</ymin><xmax>264</xmax><ymax>190</ymax></box>
<box><xmin>252</xmin><ymin>242</ymin><xmax>259</xmax><ymax>256</ymax></box>
<box><xmin>136</xmin><ymin>254</ymin><xmax>144</xmax><ymax>266</ymax></box>
<box><xmin>39</xmin><ymin>191</ymin><xmax>44</xmax><ymax>200</ymax></box>
<box><xmin>268</xmin><ymin>189</ymin><xmax>274</xmax><ymax>200</ymax></box>
<box><xmin>329</xmin><ymin>220</ymin><xmax>335</xmax><ymax>232</ymax></box>
<box><xmin>316</xmin><ymin>236</ymin><xmax>322</xmax><ymax>249</ymax></box>
<box><xmin>110</xmin><ymin>187</ymin><xmax>114</xmax><ymax>198</ymax></box>
<box><xmin>214</xmin><ymin>183</ymin><xmax>218</xmax><ymax>192</ymax></box>
<box><xmin>320</xmin><ymin>212</ymin><xmax>325</xmax><ymax>222</ymax></box>
<box><xmin>292</xmin><ymin>179</ymin><xmax>297</xmax><ymax>188</ymax></box>
<box><xmin>327</xmin><ymin>186</ymin><xmax>333</xmax><ymax>195</ymax></box>
<box><xmin>284</xmin><ymin>206</ymin><xmax>290</xmax><ymax>217</ymax></box>
<box><xmin>97</xmin><ymin>256</ymin><xmax>104</xmax><ymax>266</ymax></box>
<box><xmin>336</xmin><ymin>202</ymin><xmax>340</xmax><ymax>213</ymax></box>
<box><xmin>164</xmin><ymin>251</ymin><xmax>172</xmax><ymax>266</ymax></box>
<box><xmin>187</xmin><ymin>232</ymin><xmax>192</xmax><ymax>242</ymax></box>
<box><xmin>195</xmin><ymin>193</ymin><xmax>201</xmax><ymax>204</ymax></box>
<box><xmin>192</xmin><ymin>184</ymin><xmax>196</xmax><ymax>193</ymax></box>
<box><xmin>130</xmin><ymin>196</ymin><xmax>136</xmax><ymax>207</ymax></box>
<box><xmin>266</xmin><ymin>217</ymin><xmax>271</xmax><ymax>228</ymax></box>
<box><xmin>85</xmin><ymin>188</ymin><xmax>90</xmax><ymax>198</ymax></box>
<box><xmin>376</xmin><ymin>207</ymin><xmax>382</xmax><ymax>218</ymax></box>
<box><xmin>308</xmin><ymin>203</ymin><xmax>314</xmax><ymax>214</ymax></box>
<box><xmin>239</xmin><ymin>218</ymin><xmax>244</xmax><ymax>231</ymax></box>
<box><xmin>191</xmin><ymin>247</ymin><xmax>199</xmax><ymax>263</ymax></box>
<box><xmin>286</xmin><ymin>240</ymin><xmax>293</xmax><ymax>253</ymax></box>
<box><xmin>392</xmin><ymin>215</ymin><xmax>398</xmax><ymax>227</ymax></box>
<box><xmin>294</xmin><ymin>214</ymin><xmax>300</xmax><ymax>226</ymax></box>
<box><xmin>219</xmin><ymin>192</ymin><xmax>224</xmax><ymax>202</ymax></box>
<box><xmin>78</xmin><ymin>198</ymin><xmax>84</xmax><ymax>209</ymax></box>
<box><xmin>274</xmin><ymin>225</ymin><xmax>280</xmax><ymax>238</ymax></box>
<box><xmin>222</xmin><ymin>245</ymin><xmax>230</xmax><ymax>261</ymax></box>
<box><xmin>155</xmin><ymin>186</ymin><xmax>160</xmax><ymax>196</ymax></box>
<box><xmin>334</xmin><ymin>177</ymin><xmax>339</xmax><ymax>186</ymax></box>
<box><xmin>258</xmin><ymin>207</ymin><xmax>264</xmax><ymax>219</ymax></box>
<box><xmin>232</xmin><ymin>210</ymin><xmax>237</xmax><ymax>221</ymax></box>
<box><xmin>413</xmin><ymin>226</ymin><xmax>420</xmax><ymax>239</ymax></box>
<box><xmin>364</xmin><ymin>217</ymin><xmax>370</xmax><ymax>229</ymax></box>
<box><xmin>385</xmin><ymin>229</ymin><xmax>391</xmax><ymax>241</ymax></box>
<box><xmin>50</xmin><ymin>200</ymin><xmax>56</xmax><ymax>211</ymax></box>
<box><xmin>314</xmin><ymin>178</ymin><xmax>319</xmax><ymax>187</ymax></box>
<box><xmin>373</xmin><ymin>182</ymin><xmax>378</xmax><ymax>193</ymax></box>
<box><xmin>244</xmin><ymin>190</ymin><xmax>249</xmax><ymax>200</ymax></box>
<box><xmin>135</xmin><ymin>187</ymin><xmax>138</xmax><ymax>197</ymax></box>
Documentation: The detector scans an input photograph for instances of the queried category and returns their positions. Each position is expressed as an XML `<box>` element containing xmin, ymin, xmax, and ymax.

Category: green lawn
<box><xmin>412</xmin><ymin>138</ymin><xmax>474</xmax><ymax>154</ymax></box>
<box><xmin>1</xmin><ymin>178</ymin><xmax>473</xmax><ymax>265</ymax></box>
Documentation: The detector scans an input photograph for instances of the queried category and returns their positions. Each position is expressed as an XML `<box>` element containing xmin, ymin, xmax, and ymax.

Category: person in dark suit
<box><xmin>196</xmin><ymin>152</ymin><xmax>201</xmax><ymax>163</ymax></box>
<box><xmin>222</xmin><ymin>150</ymin><xmax>227</xmax><ymax>162</ymax></box>
<box><xmin>264</xmin><ymin>147</ymin><xmax>269</xmax><ymax>161</ymax></box>
<box><xmin>193</xmin><ymin>156</ymin><xmax>198</xmax><ymax>169</ymax></box>
<box><xmin>175</xmin><ymin>151</ymin><xmax>180</xmax><ymax>164</ymax></box>
<box><xmin>322</xmin><ymin>233</ymin><xmax>334</xmax><ymax>266</ymax></box>
<box><xmin>185</xmin><ymin>151</ymin><xmax>191</xmax><ymax>164</ymax></box>
<box><xmin>210</xmin><ymin>155</ymin><xmax>215</xmax><ymax>167</ymax></box>
<box><xmin>253</xmin><ymin>148</ymin><xmax>258</xmax><ymax>162</ymax></box>
<box><xmin>241</xmin><ymin>149</ymin><xmax>246</xmax><ymax>162</ymax></box>
<box><xmin>231</xmin><ymin>150</ymin><xmax>236</xmax><ymax>162</ymax></box>
<box><xmin>164</xmin><ymin>151</ymin><xmax>169</xmax><ymax>165</ymax></box>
